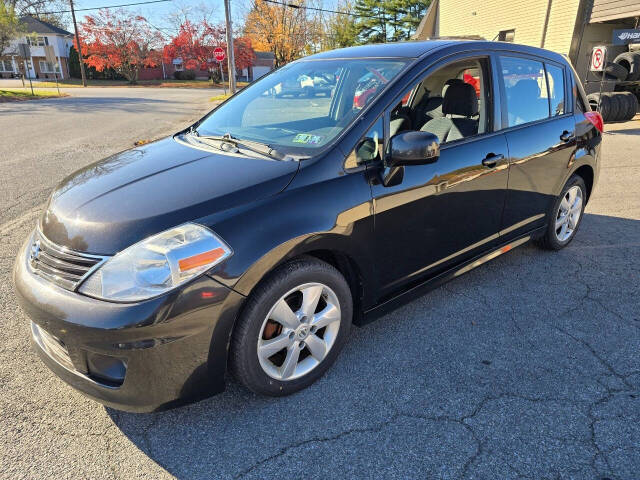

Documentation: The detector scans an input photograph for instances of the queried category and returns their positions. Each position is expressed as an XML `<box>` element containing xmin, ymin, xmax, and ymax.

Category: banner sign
<box><xmin>613</xmin><ymin>29</ymin><xmax>640</xmax><ymax>45</ymax></box>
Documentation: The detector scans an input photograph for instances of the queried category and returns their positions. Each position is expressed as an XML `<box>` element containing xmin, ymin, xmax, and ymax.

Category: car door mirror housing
<box><xmin>388</xmin><ymin>131</ymin><xmax>440</xmax><ymax>167</ymax></box>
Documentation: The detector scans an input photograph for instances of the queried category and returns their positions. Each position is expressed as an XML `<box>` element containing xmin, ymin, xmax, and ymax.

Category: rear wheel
<box><xmin>535</xmin><ymin>175</ymin><xmax>586</xmax><ymax>250</ymax></box>
<box><xmin>230</xmin><ymin>257</ymin><xmax>352</xmax><ymax>395</ymax></box>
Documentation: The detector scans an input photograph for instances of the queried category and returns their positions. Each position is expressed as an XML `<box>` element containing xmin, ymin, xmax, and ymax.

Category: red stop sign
<box><xmin>214</xmin><ymin>47</ymin><xmax>225</xmax><ymax>62</ymax></box>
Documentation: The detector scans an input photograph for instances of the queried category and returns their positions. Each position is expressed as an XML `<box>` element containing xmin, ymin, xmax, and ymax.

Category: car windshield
<box><xmin>194</xmin><ymin>58</ymin><xmax>409</xmax><ymax>156</ymax></box>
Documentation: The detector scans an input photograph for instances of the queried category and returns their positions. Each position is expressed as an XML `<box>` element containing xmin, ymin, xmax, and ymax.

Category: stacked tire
<box><xmin>587</xmin><ymin>91</ymin><xmax>638</xmax><ymax>122</ymax></box>
<box><xmin>613</xmin><ymin>52</ymin><xmax>640</xmax><ymax>81</ymax></box>
<box><xmin>593</xmin><ymin>52</ymin><xmax>640</xmax><ymax>81</ymax></box>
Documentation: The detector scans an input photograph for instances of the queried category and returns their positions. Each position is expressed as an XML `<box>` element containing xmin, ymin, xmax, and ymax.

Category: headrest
<box><xmin>442</xmin><ymin>78</ymin><xmax>465</xmax><ymax>96</ymax></box>
<box><xmin>511</xmin><ymin>79</ymin><xmax>541</xmax><ymax>99</ymax></box>
<box><xmin>442</xmin><ymin>82</ymin><xmax>478</xmax><ymax>117</ymax></box>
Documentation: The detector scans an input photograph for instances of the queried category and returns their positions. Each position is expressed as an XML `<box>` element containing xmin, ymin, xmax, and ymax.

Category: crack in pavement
<box><xmin>232</xmin><ymin>392</ymin><xmax>581</xmax><ymax>480</ymax></box>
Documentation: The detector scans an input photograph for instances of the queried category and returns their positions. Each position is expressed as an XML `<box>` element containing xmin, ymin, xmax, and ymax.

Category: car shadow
<box><xmin>604</xmin><ymin>127</ymin><xmax>640</xmax><ymax>136</ymax></box>
<box><xmin>0</xmin><ymin>96</ymin><xmax>177</xmax><ymax>115</ymax></box>
<box><xmin>107</xmin><ymin>212</ymin><xmax>640</xmax><ymax>480</ymax></box>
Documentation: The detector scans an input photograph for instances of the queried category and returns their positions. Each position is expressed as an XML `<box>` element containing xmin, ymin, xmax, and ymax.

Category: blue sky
<box><xmin>64</xmin><ymin>0</ymin><xmax>338</xmax><ymax>36</ymax></box>
<box><xmin>66</xmin><ymin>0</ymin><xmax>238</xmax><ymax>34</ymax></box>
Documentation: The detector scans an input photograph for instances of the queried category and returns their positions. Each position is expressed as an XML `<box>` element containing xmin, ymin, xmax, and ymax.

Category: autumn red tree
<box><xmin>164</xmin><ymin>20</ymin><xmax>255</xmax><ymax>76</ymax></box>
<box><xmin>78</xmin><ymin>9</ymin><xmax>163</xmax><ymax>84</ymax></box>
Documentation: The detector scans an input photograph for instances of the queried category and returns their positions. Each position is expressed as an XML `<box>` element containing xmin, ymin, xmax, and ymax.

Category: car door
<box><xmin>370</xmin><ymin>54</ymin><xmax>510</xmax><ymax>297</ymax></box>
<box><xmin>497</xmin><ymin>55</ymin><xmax>577</xmax><ymax>240</ymax></box>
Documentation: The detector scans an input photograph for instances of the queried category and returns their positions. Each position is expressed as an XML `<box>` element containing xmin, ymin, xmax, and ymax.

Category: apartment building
<box><xmin>1</xmin><ymin>16</ymin><xmax>74</xmax><ymax>80</ymax></box>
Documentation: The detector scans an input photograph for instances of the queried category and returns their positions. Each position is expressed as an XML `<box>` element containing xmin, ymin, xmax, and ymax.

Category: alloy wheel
<box><xmin>555</xmin><ymin>185</ymin><xmax>583</xmax><ymax>242</ymax></box>
<box><xmin>257</xmin><ymin>283</ymin><xmax>341</xmax><ymax>381</ymax></box>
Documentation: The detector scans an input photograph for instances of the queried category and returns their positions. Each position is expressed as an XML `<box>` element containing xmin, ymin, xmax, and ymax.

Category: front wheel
<box><xmin>229</xmin><ymin>257</ymin><xmax>352</xmax><ymax>396</ymax></box>
<box><xmin>535</xmin><ymin>174</ymin><xmax>586</xmax><ymax>250</ymax></box>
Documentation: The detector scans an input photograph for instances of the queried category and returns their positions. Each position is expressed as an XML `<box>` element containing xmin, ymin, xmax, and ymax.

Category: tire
<box><xmin>229</xmin><ymin>256</ymin><xmax>352</xmax><ymax>396</ymax></box>
<box><xmin>587</xmin><ymin>93</ymin><xmax>610</xmax><ymax>120</ymax></box>
<box><xmin>602</xmin><ymin>92</ymin><xmax>627</xmax><ymax>122</ymax></box>
<box><xmin>620</xmin><ymin>91</ymin><xmax>639</xmax><ymax>120</ymax></box>
<box><xmin>535</xmin><ymin>175</ymin><xmax>587</xmax><ymax>251</ymax></box>
<box><xmin>608</xmin><ymin>92</ymin><xmax>625</xmax><ymax>121</ymax></box>
<box><xmin>593</xmin><ymin>61</ymin><xmax>629</xmax><ymax>81</ymax></box>
<box><xmin>613</xmin><ymin>52</ymin><xmax>640</xmax><ymax>81</ymax></box>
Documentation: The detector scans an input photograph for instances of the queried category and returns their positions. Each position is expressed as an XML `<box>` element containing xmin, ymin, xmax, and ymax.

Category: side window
<box><xmin>500</xmin><ymin>56</ymin><xmax>549</xmax><ymax>127</ymax></box>
<box><xmin>345</xmin><ymin>117</ymin><xmax>383</xmax><ymax>169</ymax></box>
<box><xmin>386</xmin><ymin>57</ymin><xmax>490</xmax><ymax>145</ymax></box>
<box><xmin>545</xmin><ymin>64</ymin><xmax>565</xmax><ymax>116</ymax></box>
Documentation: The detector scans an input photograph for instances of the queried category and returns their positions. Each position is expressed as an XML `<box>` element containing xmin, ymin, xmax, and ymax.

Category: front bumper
<box><xmin>13</xmin><ymin>236</ymin><xmax>245</xmax><ymax>412</ymax></box>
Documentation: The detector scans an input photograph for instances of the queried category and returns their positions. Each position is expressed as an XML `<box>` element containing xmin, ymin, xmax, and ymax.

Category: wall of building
<box><xmin>438</xmin><ymin>0</ymin><xmax>581</xmax><ymax>56</ymax></box>
<box><xmin>1</xmin><ymin>33</ymin><xmax>72</xmax><ymax>79</ymax></box>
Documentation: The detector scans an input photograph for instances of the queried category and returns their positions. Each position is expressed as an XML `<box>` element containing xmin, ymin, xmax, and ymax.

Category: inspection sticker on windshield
<box><xmin>293</xmin><ymin>134</ymin><xmax>323</xmax><ymax>144</ymax></box>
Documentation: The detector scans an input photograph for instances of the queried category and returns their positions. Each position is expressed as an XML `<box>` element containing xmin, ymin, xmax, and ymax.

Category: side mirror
<box><xmin>388</xmin><ymin>131</ymin><xmax>440</xmax><ymax>168</ymax></box>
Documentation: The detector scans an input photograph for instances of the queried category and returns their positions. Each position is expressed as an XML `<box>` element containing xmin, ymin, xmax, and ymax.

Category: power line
<box><xmin>262</xmin><ymin>0</ymin><xmax>383</xmax><ymax>20</ymax></box>
<box><xmin>38</xmin><ymin>0</ymin><xmax>173</xmax><ymax>15</ymax></box>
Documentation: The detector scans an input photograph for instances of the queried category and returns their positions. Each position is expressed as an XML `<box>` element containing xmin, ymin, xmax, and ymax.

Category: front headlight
<box><xmin>78</xmin><ymin>223</ymin><xmax>232</xmax><ymax>302</ymax></box>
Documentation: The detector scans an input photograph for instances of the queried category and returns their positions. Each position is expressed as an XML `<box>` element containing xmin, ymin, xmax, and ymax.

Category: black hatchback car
<box><xmin>14</xmin><ymin>40</ymin><xmax>602</xmax><ymax>412</ymax></box>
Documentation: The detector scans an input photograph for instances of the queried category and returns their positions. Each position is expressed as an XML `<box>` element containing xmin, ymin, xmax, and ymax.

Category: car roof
<box><xmin>303</xmin><ymin>40</ymin><xmax>568</xmax><ymax>65</ymax></box>
<box><xmin>306</xmin><ymin>41</ymin><xmax>455</xmax><ymax>60</ymax></box>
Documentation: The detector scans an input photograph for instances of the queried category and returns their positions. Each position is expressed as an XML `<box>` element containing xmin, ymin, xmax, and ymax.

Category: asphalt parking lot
<box><xmin>1</xmin><ymin>89</ymin><xmax>639</xmax><ymax>480</ymax></box>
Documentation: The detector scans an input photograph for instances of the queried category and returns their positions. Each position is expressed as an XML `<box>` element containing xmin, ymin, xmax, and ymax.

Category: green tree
<box><xmin>353</xmin><ymin>0</ymin><xmax>429</xmax><ymax>44</ymax></box>
<box><xmin>68</xmin><ymin>44</ymin><xmax>80</xmax><ymax>78</ymax></box>
<box><xmin>397</xmin><ymin>0</ymin><xmax>429</xmax><ymax>39</ymax></box>
<box><xmin>0</xmin><ymin>1</ymin><xmax>22</xmax><ymax>57</ymax></box>
<box><xmin>324</xmin><ymin>1</ymin><xmax>357</xmax><ymax>49</ymax></box>
<box><xmin>353</xmin><ymin>0</ymin><xmax>388</xmax><ymax>44</ymax></box>
<box><xmin>5</xmin><ymin>0</ymin><xmax>68</xmax><ymax>29</ymax></box>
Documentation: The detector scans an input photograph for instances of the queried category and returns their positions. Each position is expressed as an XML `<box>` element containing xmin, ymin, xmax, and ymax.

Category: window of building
<box><xmin>27</xmin><ymin>36</ymin><xmax>48</xmax><ymax>47</ymax></box>
<box><xmin>38</xmin><ymin>60</ymin><xmax>60</xmax><ymax>73</ymax></box>
<box><xmin>500</xmin><ymin>56</ymin><xmax>549</xmax><ymax>127</ymax></box>
<box><xmin>345</xmin><ymin>116</ymin><xmax>384</xmax><ymax>169</ymax></box>
<box><xmin>498</xmin><ymin>29</ymin><xmax>515</xmax><ymax>42</ymax></box>
<box><xmin>545</xmin><ymin>64</ymin><xmax>565</xmax><ymax>116</ymax></box>
<box><xmin>0</xmin><ymin>60</ymin><xmax>14</xmax><ymax>72</ymax></box>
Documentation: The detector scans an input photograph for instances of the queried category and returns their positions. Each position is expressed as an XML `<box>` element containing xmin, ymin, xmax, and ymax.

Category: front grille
<box><xmin>29</xmin><ymin>230</ymin><xmax>107</xmax><ymax>291</ymax></box>
<box><xmin>31</xmin><ymin>322</ymin><xmax>75</xmax><ymax>372</ymax></box>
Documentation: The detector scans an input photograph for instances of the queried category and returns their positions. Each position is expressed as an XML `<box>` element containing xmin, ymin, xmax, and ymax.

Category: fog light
<box><xmin>86</xmin><ymin>352</ymin><xmax>126</xmax><ymax>386</ymax></box>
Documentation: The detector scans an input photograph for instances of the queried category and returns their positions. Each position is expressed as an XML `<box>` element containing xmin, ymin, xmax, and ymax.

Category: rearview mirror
<box><xmin>388</xmin><ymin>131</ymin><xmax>440</xmax><ymax>168</ymax></box>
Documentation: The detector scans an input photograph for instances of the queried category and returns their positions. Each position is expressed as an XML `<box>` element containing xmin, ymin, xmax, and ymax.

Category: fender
<box><xmin>554</xmin><ymin>115</ymin><xmax>601</xmax><ymax>201</ymax></box>
<box><xmin>202</xmin><ymin>153</ymin><xmax>379</xmax><ymax>310</ymax></box>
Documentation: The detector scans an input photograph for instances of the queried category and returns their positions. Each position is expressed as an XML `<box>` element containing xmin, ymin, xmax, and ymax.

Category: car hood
<box><xmin>40</xmin><ymin>136</ymin><xmax>299</xmax><ymax>254</ymax></box>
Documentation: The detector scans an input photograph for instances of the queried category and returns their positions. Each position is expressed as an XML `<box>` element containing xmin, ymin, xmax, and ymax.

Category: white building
<box><xmin>1</xmin><ymin>16</ymin><xmax>74</xmax><ymax>80</ymax></box>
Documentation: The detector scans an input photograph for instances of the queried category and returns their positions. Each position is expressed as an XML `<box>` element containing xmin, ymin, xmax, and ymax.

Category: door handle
<box><xmin>560</xmin><ymin>130</ymin><xmax>575</xmax><ymax>142</ymax></box>
<box><xmin>482</xmin><ymin>153</ymin><xmax>504</xmax><ymax>168</ymax></box>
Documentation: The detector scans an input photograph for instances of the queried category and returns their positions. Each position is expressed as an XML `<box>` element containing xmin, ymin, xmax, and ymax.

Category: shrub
<box><xmin>173</xmin><ymin>69</ymin><xmax>196</xmax><ymax>80</ymax></box>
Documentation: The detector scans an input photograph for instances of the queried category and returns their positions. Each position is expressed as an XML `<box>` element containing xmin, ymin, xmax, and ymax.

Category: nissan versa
<box><xmin>14</xmin><ymin>40</ymin><xmax>602</xmax><ymax>412</ymax></box>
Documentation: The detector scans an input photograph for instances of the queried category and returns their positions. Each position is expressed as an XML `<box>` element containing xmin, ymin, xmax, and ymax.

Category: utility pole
<box><xmin>224</xmin><ymin>0</ymin><xmax>236</xmax><ymax>94</ymax></box>
<box><xmin>69</xmin><ymin>0</ymin><xmax>87</xmax><ymax>87</ymax></box>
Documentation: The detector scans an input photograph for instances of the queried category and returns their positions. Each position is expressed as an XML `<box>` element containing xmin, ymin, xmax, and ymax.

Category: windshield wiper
<box><xmin>190</xmin><ymin>132</ymin><xmax>292</xmax><ymax>161</ymax></box>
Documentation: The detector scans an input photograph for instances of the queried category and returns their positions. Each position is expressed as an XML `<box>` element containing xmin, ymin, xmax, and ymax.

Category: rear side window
<box><xmin>499</xmin><ymin>56</ymin><xmax>549</xmax><ymax>127</ymax></box>
<box><xmin>545</xmin><ymin>64</ymin><xmax>565</xmax><ymax>116</ymax></box>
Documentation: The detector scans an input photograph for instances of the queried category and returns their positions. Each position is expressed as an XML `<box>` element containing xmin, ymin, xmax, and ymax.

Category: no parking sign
<box><xmin>590</xmin><ymin>46</ymin><xmax>607</xmax><ymax>71</ymax></box>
